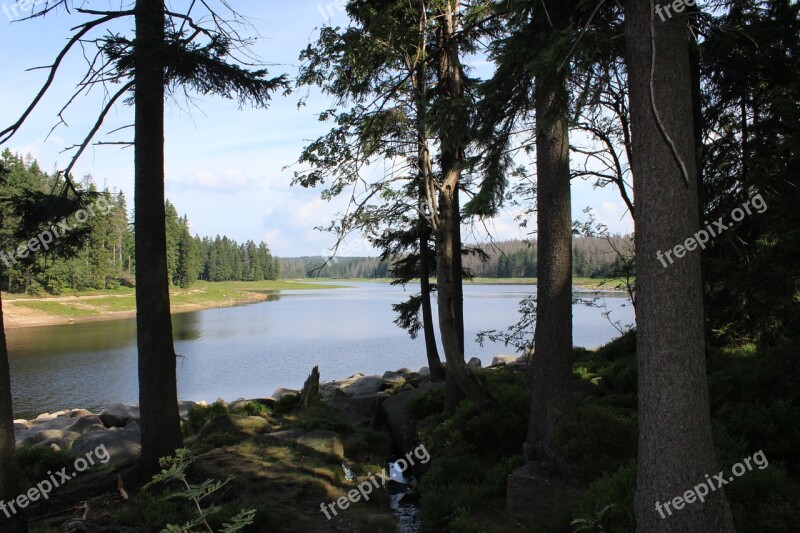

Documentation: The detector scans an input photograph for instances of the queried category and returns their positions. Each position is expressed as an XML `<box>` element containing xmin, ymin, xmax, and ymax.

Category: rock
<box><xmin>381</xmin><ymin>371</ymin><xmax>406</xmax><ymax>392</ymax></box>
<box><xmin>467</xmin><ymin>357</ymin><xmax>482</xmax><ymax>369</ymax></box>
<box><xmin>299</xmin><ymin>366</ymin><xmax>321</xmax><ymax>410</ymax></box>
<box><xmin>98</xmin><ymin>404</ymin><xmax>140</xmax><ymax>428</ymax></box>
<box><xmin>418</xmin><ymin>367</ymin><xmax>430</xmax><ymax>377</ymax></box>
<box><xmin>506</xmin><ymin>462</ymin><xmax>584</xmax><ymax>529</ymax></box>
<box><xmin>491</xmin><ymin>355</ymin><xmax>518</xmax><ymax>367</ymax></box>
<box><xmin>340</xmin><ymin>375</ymin><xmax>383</xmax><ymax>397</ymax></box>
<box><xmin>327</xmin><ymin>388</ymin><xmax>388</xmax><ymax>427</ymax></box>
<box><xmin>296</xmin><ymin>429</ymin><xmax>344</xmax><ymax>459</ymax></box>
<box><xmin>72</xmin><ymin>427</ymin><xmax>141</xmax><ymax>465</ymax></box>
<box><xmin>382</xmin><ymin>382</ymin><xmax>445</xmax><ymax>454</ymax></box>
<box><xmin>21</xmin><ymin>429</ymin><xmax>81</xmax><ymax>449</ymax></box>
<box><xmin>14</xmin><ymin>422</ymin><xmax>27</xmax><ymax>431</ymax></box>
<box><xmin>178</xmin><ymin>400</ymin><xmax>198</xmax><ymax>419</ymax></box>
<box><xmin>66</xmin><ymin>415</ymin><xmax>106</xmax><ymax>434</ymax></box>
<box><xmin>516</xmin><ymin>352</ymin><xmax>533</xmax><ymax>363</ymax></box>
<box><xmin>395</xmin><ymin>368</ymin><xmax>413</xmax><ymax>376</ymax></box>
<box><xmin>271</xmin><ymin>388</ymin><xmax>300</xmax><ymax>400</ymax></box>
<box><xmin>197</xmin><ymin>414</ymin><xmax>268</xmax><ymax>442</ymax></box>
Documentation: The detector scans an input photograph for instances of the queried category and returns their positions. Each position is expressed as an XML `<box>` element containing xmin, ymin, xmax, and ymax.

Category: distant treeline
<box><xmin>0</xmin><ymin>151</ymin><xmax>279</xmax><ymax>294</ymax></box>
<box><xmin>279</xmin><ymin>237</ymin><xmax>632</xmax><ymax>279</ymax></box>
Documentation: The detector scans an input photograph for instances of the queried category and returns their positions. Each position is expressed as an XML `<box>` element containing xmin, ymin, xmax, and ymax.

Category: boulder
<box><xmin>418</xmin><ymin>367</ymin><xmax>430</xmax><ymax>377</ymax></box>
<box><xmin>66</xmin><ymin>415</ymin><xmax>106</xmax><ymax>434</ymax></box>
<box><xmin>20</xmin><ymin>429</ymin><xmax>81</xmax><ymax>449</ymax></box>
<box><xmin>178</xmin><ymin>400</ymin><xmax>198</xmax><ymax>419</ymax></box>
<box><xmin>197</xmin><ymin>414</ymin><xmax>268</xmax><ymax>442</ymax></box>
<box><xmin>381</xmin><ymin>371</ymin><xmax>406</xmax><ymax>392</ymax></box>
<box><xmin>467</xmin><ymin>357</ymin><xmax>482</xmax><ymax>369</ymax></box>
<box><xmin>491</xmin><ymin>355</ymin><xmax>518</xmax><ymax>367</ymax></box>
<box><xmin>99</xmin><ymin>404</ymin><xmax>140</xmax><ymax>428</ymax></box>
<box><xmin>340</xmin><ymin>375</ymin><xmax>383</xmax><ymax>398</ymax></box>
<box><xmin>382</xmin><ymin>382</ymin><xmax>445</xmax><ymax>454</ymax></box>
<box><xmin>296</xmin><ymin>429</ymin><xmax>344</xmax><ymax>459</ymax></box>
<box><xmin>327</xmin><ymin>388</ymin><xmax>389</xmax><ymax>427</ymax></box>
<box><xmin>72</xmin><ymin>427</ymin><xmax>141</xmax><ymax>465</ymax></box>
<box><xmin>260</xmin><ymin>428</ymin><xmax>306</xmax><ymax>445</ymax></box>
<box><xmin>13</xmin><ymin>421</ymin><xmax>27</xmax><ymax>431</ymax></box>
<box><xmin>395</xmin><ymin>368</ymin><xmax>413</xmax><ymax>376</ymax></box>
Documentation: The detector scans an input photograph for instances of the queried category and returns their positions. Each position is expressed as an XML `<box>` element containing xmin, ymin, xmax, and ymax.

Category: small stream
<box><xmin>388</xmin><ymin>459</ymin><xmax>422</xmax><ymax>533</ymax></box>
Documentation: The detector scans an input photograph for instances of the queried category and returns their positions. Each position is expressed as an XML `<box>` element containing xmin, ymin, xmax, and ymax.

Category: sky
<box><xmin>0</xmin><ymin>1</ymin><xmax>634</xmax><ymax>257</ymax></box>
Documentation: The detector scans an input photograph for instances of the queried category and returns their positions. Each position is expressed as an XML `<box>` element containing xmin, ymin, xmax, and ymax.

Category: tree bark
<box><xmin>419</xmin><ymin>226</ymin><xmax>445</xmax><ymax>381</ymax></box>
<box><xmin>434</xmin><ymin>0</ymin><xmax>493</xmax><ymax>413</ymax></box>
<box><xmin>0</xmin><ymin>294</ymin><xmax>23</xmax><ymax>532</ymax></box>
<box><xmin>526</xmin><ymin>45</ymin><xmax>574</xmax><ymax>469</ymax></box>
<box><xmin>625</xmin><ymin>1</ymin><xmax>735</xmax><ymax>530</ymax></box>
<box><xmin>132</xmin><ymin>0</ymin><xmax>183</xmax><ymax>480</ymax></box>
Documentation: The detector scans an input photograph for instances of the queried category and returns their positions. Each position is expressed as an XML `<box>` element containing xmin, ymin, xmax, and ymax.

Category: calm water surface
<box><xmin>8</xmin><ymin>282</ymin><xmax>634</xmax><ymax>418</ymax></box>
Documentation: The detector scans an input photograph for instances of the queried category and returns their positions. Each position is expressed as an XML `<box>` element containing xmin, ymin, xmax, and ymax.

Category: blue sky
<box><xmin>0</xmin><ymin>1</ymin><xmax>633</xmax><ymax>257</ymax></box>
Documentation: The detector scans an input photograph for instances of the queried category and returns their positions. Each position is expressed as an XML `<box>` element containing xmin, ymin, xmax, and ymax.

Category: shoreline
<box><xmin>2</xmin><ymin>280</ymin><xmax>344</xmax><ymax>330</ymax></box>
<box><xmin>2</xmin><ymin>277</ymin><xmax>630</xmax><ymax>330</ymax></box>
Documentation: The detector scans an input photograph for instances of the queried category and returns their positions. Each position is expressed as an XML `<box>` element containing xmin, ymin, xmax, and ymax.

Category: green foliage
<box><xmin>406</xmin><ymin>388</ymin><xmax>445</xmax><ymax>420</ymax></box>
<box><xmin>184</xmin><ymin>401</ymin><xmax>230</xmax><ymax>437</ymax></box>
<box><xmin>16</xmin><ymin>446</ymin><xmax>75</xmax><ymax>484</ymax></box>
<box><xmin>230</xmin><ymin>401</ymin><xmax>271</xmax><ymax>418</ymax></box>
<box><xmin>273</xmin><ymin>394</ymin><xmax>300</xmax><ymax>415</ymax></box>
<box><xmin>573</xmin><ymin>461</ymin><xmax>636</xmax><ymax>533</ymax></box>
<box><xmin>557</xmin><ymin>404</ymin><xmax>637</xmax><ymax>481</ymax></box>
<box><xmin>417</xmin><ymin>368</ymin><xmax>529</xmax><ymax>530</ymax></box>
<box><xmin>141</xmin><ymin>449</ymin><xmax>258</xmax><ymax>533</ymax></box>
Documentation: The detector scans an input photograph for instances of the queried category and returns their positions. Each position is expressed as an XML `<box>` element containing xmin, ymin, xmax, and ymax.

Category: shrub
<box><xmin>184</xmin><ymin>401</ymin><xmax>229</xmax><ymax>437</ymax></box>
<box><xmin>273</xmin><ymin>394</ymin><xmax>300</xmax><ymax>415</ymax></box>
<box><xmin>16</xmin><ymin>447</ymin><xmax>75</xmax><ymax>485</ymax></box>
<box><xmin>406</xmin><ymin>388</ymin><xmax>445</xmax><ymax>420</ymax></box>
<box><xmin>573</xmin><ymin>461</ymin><xmax>636</xmax><ymax>533</ymax></box>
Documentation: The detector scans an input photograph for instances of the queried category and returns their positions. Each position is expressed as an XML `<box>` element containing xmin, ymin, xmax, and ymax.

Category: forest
<box><xmin>0</xmin><ymin>150</ymin><xmax>280</xmax><ymax>295</ymax></box>
<box><xmin>0</xmin><ymin>0</ymin><xmax>798</xmax><ymax>532</ymax></box>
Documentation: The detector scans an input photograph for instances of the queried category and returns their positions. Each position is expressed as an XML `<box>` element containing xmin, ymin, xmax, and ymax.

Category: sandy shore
<box><xmin>2</xmin><ymin>291</ymin><xmax>272</xmax><ymax>330</ymax></box>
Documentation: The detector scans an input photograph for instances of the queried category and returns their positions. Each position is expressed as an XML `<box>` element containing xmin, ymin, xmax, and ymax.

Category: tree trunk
<box><xmin>419</xmin><ymin>226</ymin><xmax>445</xmax><ymax>381</ymax></box>
<box><xmin>0</xmin><ymin>295</ymin><xmax>23</xmax><ymax>532</ymax></box>
<box><xmin>435</xmin><ymin>0</ymin><xmax>493</xmax><ymax>413</ymax></box>
<box><xmin>526</xmin><ymin>49</ymin><xmax>574</xmax><ymax>468</ymax></box>
<box><xmin>132</xmin><ymin>0</ymin><xmax>183</xmax><ymax>481</ymax></box>
<box><xmin>625</xmin><ymin>1</ymin><xmax>735</xmax><ymax>530</ymax></box>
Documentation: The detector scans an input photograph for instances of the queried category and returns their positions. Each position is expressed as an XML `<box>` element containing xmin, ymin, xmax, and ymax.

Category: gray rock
<box><xmin>197</xmin><ymin>414</ymin><xmax>269</xmax><ymax>442</ymax></box>
<box><xmin>395</xmin><ymin>368</ymin><xmax>413</xmax><ymax>376</ymax></box>
<box><xmin>261</xmin><ymin>428</ymin><xmax>306</xmax><ymax>445</ymax></box>
<box><xmin>72</xmin><ymin>427</ymin><xmax>141</xmax><ymax>465</ymax></box>
<box><xmin>296</xmin><ymin>429</ymin><xmax>344</xmax><ymax>459</ymax></box>
<box><xmin>381</xmin><ymin>371</ymin><xmax>406</xmax><ymax>391</ymax></box>
<box><xmin>418</xmin><ymin>367</ymin><xmax>430</xmax><ymax>377</ymax></box>
<box><xmin>178</xmin><ymin>400</ymin><xmax>198</xmax><ymax>419</ymax></box>
<box><xmin>327</xmin><ymin>388</ymin><xmax>388</xmax><ymax>427</ymax></box>
<box><xmin>467</xmin><ymin>357</ymin><xmax>482</xmax><ymax>369</ymax></box>
<box><xmin>21</xmin><ymin>429</ymin><xmax>81</xmax><ymax>448</ymax></box>
<box><xmin>491</xmin><ymin>355</ymin><xmax>518</xmax><ymax>367</ymax></box>
<box><xmin>66</xmin><ymin>415</ymin><xmax>106</xmax><ymax>435</ymax></box>
<box><xmin>99</xmin><ymin>404</ymin><xmax>140</xmax><ymax>428</ymax></box>
<box><xmin>13</xmin><ymin>422</ymin><xmax>27</xmax><ymax>431</ymax></box>
<box><xmin>382</xmin><ymin>382</ymin><xmax>445</xmax><ymax>453</ymax></box>
<box><xmin>341</xmin><ymin>375</ymin><xmax>383</xmax><ymax>398</ymax></box>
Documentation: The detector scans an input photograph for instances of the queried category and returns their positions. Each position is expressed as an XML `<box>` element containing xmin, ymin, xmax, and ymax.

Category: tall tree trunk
<box><xmin>0</xmin><ymin>295</ymin><xmax>23</xmax><ymax>532</ymax></box>
<box><xmin>626</xmin><ymin>1</ymin><xmax>735</xmax><ymax>530</ymax></box>
<box><xmin>419</xmin><ymin>225</ymin><xmax>445</xmax><ymax>381</ymax></box>
<box><xmin>526</xmin><ymin>44</ymin><xmax>574</xmax><ymax>468</ymax></box>
<box><xmin>435</xmin><ymin>0</ymin><xmax>493</xmax><ymax>413</ymax></box>
<box><xmin>132</xmin><ymin>0</ymin><xmax>183</xmax><ymax>480</ymax></box>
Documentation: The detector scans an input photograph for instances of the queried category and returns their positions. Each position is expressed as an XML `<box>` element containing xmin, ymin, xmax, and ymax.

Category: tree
<box><xmin>1</xmin><ymin>0</ymin><xmax>287</xmax><ymax>479</ymax></box>
<box><xmin>625</xmin><ymin>0</ymin><xmax>734</xmax><ymax>530</ymax></box>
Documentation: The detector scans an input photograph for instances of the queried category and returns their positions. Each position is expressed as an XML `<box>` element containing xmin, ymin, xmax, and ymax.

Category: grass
<box><xmin>6</xmin><ymin>279</ymin><xmax>346</xmax><ymax>321</ymax></box>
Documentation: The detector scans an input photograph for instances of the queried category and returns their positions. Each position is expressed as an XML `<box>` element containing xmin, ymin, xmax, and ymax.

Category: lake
<box><xmin>7</xmin><ymin>282</ymin><xmax>634</xmax><ymax>419</ymax></box>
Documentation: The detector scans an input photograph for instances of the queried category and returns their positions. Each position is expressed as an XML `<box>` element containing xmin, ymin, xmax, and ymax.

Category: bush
<box><xmin>273</xmin><ymin>394</ymin><xmax>300</xmax><ymax>415</ymax></box>
<box><xmin>231</xmin><ymin>401</ymin><xmax>271</xmax><ymax>418</ymax></box>
<box><xmin>184</xmin><ymin>401</ymin><xmax>229</xmax><ymax>436</ymax></box>
<box><xmin>557</xmin><ymin>404</ymin><xmax>637</xmax><ymax>481</ymax></box>
<box><xmin>406</xmin><ymin>388</ymin><xmax>445</xmax><ymax>420</ymax></box>
<box><xmin>573</xmin><ymin>461</ymin><xmax>636</xmax><ymax>533</ymax></box>
<box><xmin>16</xmin><ymin>447</ymin><xmax>75</xmax><ymax>485</ymax></box>
<box><xmin>726</xmin><ymin>464</ymin><xmax>800</xmax><ymax>533</ymax></box>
